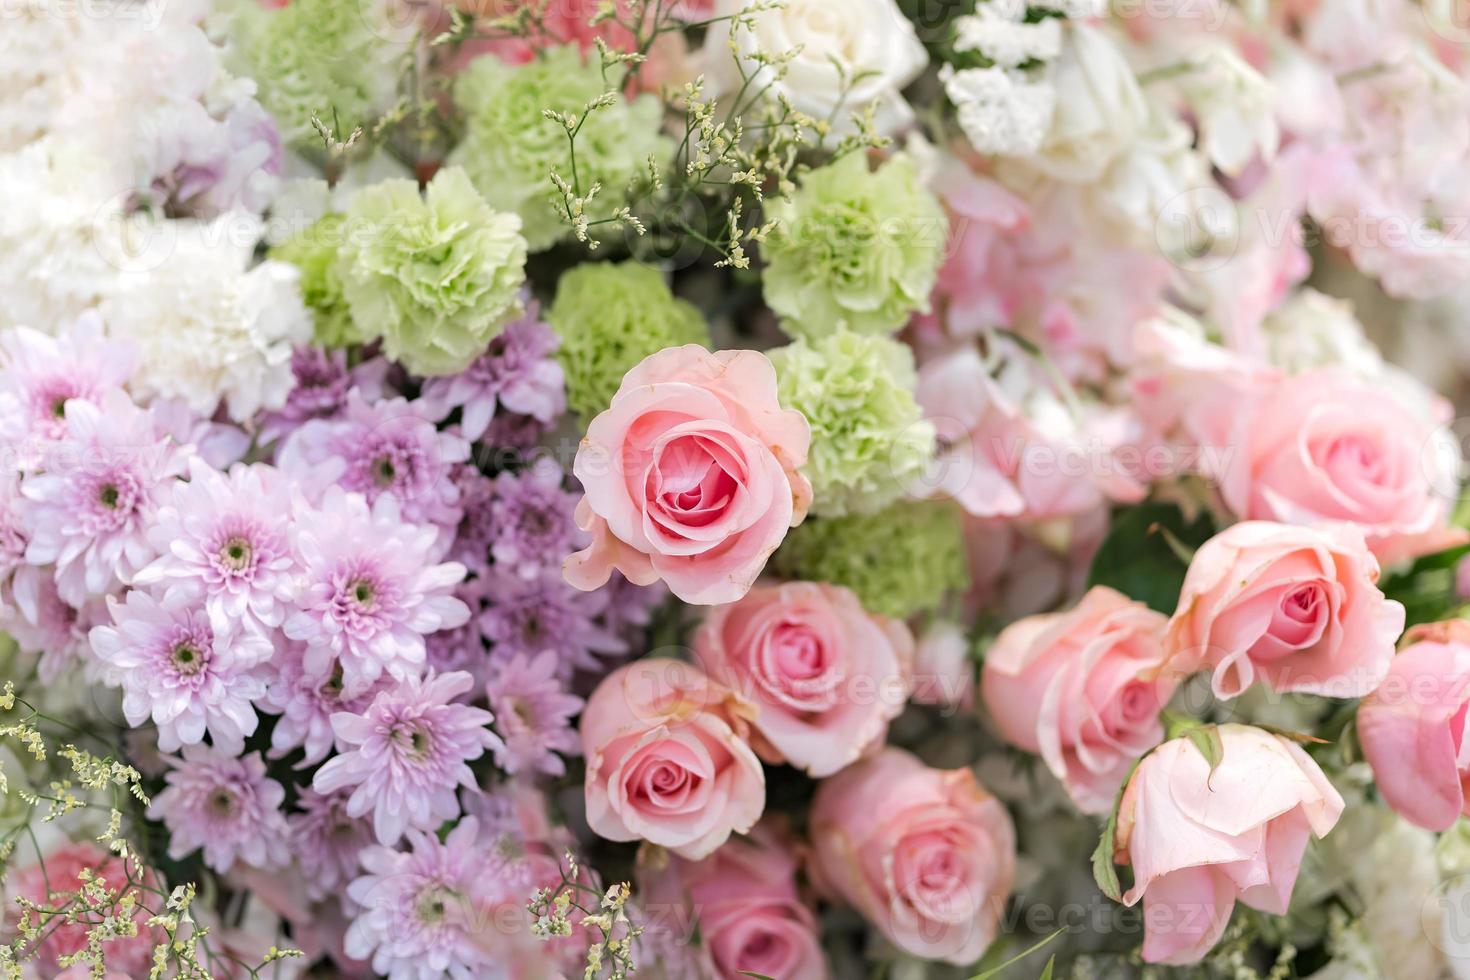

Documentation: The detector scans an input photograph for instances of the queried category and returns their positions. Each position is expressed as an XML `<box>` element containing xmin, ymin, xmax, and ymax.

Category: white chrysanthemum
<box><xmin>100</xmin><ymin>213</ymin><xmax>312</xmax><ymax>422</ymax></box>
<box><xmin>941</xmin><ymin>64</ymin><xmax>1056</xmax><ymax>157</ymax></box>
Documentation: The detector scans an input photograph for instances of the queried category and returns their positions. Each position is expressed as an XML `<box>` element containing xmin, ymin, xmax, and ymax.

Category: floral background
<box><xmin>3</xmin><ymin>0</ymin><xmax>1470</xmax><ymax>978</ymax></box>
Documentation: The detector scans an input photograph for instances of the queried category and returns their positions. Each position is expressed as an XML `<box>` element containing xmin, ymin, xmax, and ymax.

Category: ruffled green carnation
<box><xmin>220</xmin><ymin>0</ymin><xmax>406</xmax><ymax>147</ymax></box>
<box><xmin>448</xmin><ymin>44</ymin><xmax>673</xmax><ymax>252</ymax></box>
<box><xmin>762</xmin><ymin>152</ymin><xmax>947</xmax><ymax>339</ymax></box>
<box><xmin>548</xmin><ymin>261</ymin><xmax>709</xmax><ymax>421</ymax></box>
<box><xmin>336</xmin><ymin>166</ymin><xmax>528</xmax><ymax>376</ymax></box>
<box><xmin>771</xmin><ymin>501</ymin><xmax>970</xmax><ymax>620</ymax></box>
<box><xmin>771</xmin><ymin>333</ymin><xmax>935</xmax><ymax>518</ymax></box>
<box><xmin>268</xmin><ymin>214</ymin><xmax>366</xmax><ymax>348</ymax></box>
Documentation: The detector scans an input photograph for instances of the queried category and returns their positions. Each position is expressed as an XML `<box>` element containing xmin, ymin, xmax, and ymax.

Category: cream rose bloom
<box><xmin>703</xmin><ymin>0</ymin><xmax>928</xmax><ymax>136</ymax></box>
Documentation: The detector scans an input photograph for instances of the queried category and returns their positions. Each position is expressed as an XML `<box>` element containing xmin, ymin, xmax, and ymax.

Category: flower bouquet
<box><xmin>4</xmin><ymin>1</ymin><xmax>1470</xmax><ymax>978</ymax></box>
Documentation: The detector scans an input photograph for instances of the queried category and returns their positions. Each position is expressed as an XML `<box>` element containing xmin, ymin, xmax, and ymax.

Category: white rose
<box><xmin>703</xmin><ymin>0</ymin><xmax>928</xmax><ymax>136</ymax></box>
<box><xmin>1028</xmin><ymin>23</ymin><xmax>1148</xmax><ymax>182</ymax></box>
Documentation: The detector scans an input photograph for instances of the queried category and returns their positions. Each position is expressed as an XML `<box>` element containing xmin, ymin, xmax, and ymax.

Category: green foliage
<box><xmin>1086</xmin><ymin>501</ymin><xmax>1217</xmax><ymax>614</ymax></box>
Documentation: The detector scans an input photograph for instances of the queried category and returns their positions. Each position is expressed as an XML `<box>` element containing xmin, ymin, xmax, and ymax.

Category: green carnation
<box><xmin>762</xmin><ymin>152</ymin><xmax>947</xmax><ymax>340</ymax></box>
<box><xmin>336</xmin><ymin>166</ymin><xmax>528</xmax><ymax>376</ymax></box>
<box><xmin>771</xmin><ymin>501</ymin><xmax>970</xmax><ymax>620</ymax></box>
<box><xmin>448</xmin><ymin>44</ymin><xmax>673</xmax><ymax>252</ymax></box>
<box><xmin>771</xmin><ymin>333</ymin><xmax>935</xmax><ymax>518</ymax></box>
<box><xmin>269</xmin><ymin>214</ymin><xmax>367</xmax><ymax>348</ymax></box>
<box><xmin>548</xmin><ymin>262</ymin><xmax>709</xmax><ymax>421</ymax></box>
<box><xmin>220</xmin><ymin>0</ymin><xmax>406</xmax><ymax>147</ymax></box>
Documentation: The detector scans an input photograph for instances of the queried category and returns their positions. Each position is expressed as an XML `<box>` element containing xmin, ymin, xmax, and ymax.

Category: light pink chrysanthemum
<box><xmin>0</xmin><ymin>313</ymin><xmax>135</xmax><ymax>463</ymax></box>
<box><xmin>344</xmin><ymin>818</ymin><xmax>498</xmax><ymax>980</ymax></box>
<box><xmin>288</xmin><ymin>787</ymin><xmax>376</xmax><ymax>903</ymax></box>
<box><xmin>486</xmin><ymin>651</ymin><xmax>583</xmax><ymax>777</ymax></box>
<box><xmin>6</xmin><ymin>572</ymin><xmax>106</xmax><ymax>684</ymax></box>
<box><xmin>313</xmin><ymin>671</ymin><xmax>501</xmax><ymax>846</ymax></box>
<box><xmin>133</xmin><ymin>458</ymin><xmax>297</xmax><ymax>631</ymax></box>
<box><xmin>259</xmin><ymin>640</ymin><xmax>387</xmax><ymax>767</ymax></box>
<box><xmin>283</xmin><ymin>487</ymin><xmax>470</xmax><ymax>695</ymax></box>
<box><xmin>277</xmin><ymin>391</ymin><xmax>469</xmax><ymax>548</ymax></box>
<box><xmin>89</xmin><ymin>588</ymin><xmax>272</xmax><ymax>753</ymax></box>
<box><xmin>21</xmin><ymin>391</ymin><xmax>186</xmax><ymax>604</ymax></box>
<box><xmin>146</xmin><ymin>744</ymin><xmax>288</xmax><ymax>873</ymax></box>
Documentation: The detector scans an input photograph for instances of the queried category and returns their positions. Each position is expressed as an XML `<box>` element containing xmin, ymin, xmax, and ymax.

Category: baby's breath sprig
<box><xmin>528</xmin><ymin>852</ymin><xmax>642</xmax><ymax>980</ymax></box>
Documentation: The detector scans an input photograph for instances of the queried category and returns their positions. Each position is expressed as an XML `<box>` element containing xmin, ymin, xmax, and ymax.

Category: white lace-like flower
<box><xmin>942</xmin><ymin>65</ymin><xmax>1056</xmax><ymax>157</ymax></box>
<box><xmin>953</xmin><ymin>4</ymin><xmax>1062</xmax><ymax>68</ymax></box>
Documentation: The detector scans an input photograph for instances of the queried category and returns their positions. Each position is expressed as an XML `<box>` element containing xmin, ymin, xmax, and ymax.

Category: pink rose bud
<box><xmin>982</xmin><ymin>586</ymin><xmax>1177</xmax><ymax>814</ymax></box>
<box><xmin>581</xmin><ymin>659</ymin><xmax>765</xmax><ymax>859</ymax></box>
<box><xmin>1114</xmin><ymin>725</ymin><xmax>1344</xmax><ymax>966</ymax></box>
<box><xmin>1216</xmin><ymin>367</ymin><xmax>1466</xmax><ymax>565</ymax></box>
<box><xmin>564</xmin><ymin>345</ymin><xmax>812</xmax><ymax>605</ymax></box>
<box><xmin>1358</xmin><ymin>635</ymin><xmax>1470</xmax><ymax>831</ymax></box>
<box><xmin>1163</xmin><ymin>521</ymin><xmax>1404</xmax><ymax>699</ymax></box>
<box><xmin>809</xmin><ymin>748</ymin><xmax>1015</xmax><ymax>965</ymax></box>
<box><xmin>694</xmin><ymin>581</ymin><xmax>913</xmax><ymax>777</ymax></box>
<box><xmin>911</xmin><ymin>620</ymin><xmax>975</xmax><ymax>710</ymax></box>
<box><xmin>644</xmin><ymin>822</ymin><xmax>829</xmax><ymax>980</ymax></box>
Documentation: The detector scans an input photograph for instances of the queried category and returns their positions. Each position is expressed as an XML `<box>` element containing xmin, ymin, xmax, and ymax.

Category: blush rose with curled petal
<box><xmin>564</xmin><ymin>345</ymin><xmax>813</xmax><ymax>605</ymax></box>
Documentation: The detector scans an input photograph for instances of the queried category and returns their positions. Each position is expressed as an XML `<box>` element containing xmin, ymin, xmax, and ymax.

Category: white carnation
<box><xmin>1028</xmin><ymin>24</ymin><xmax>1149</xmax><ymax>182</ymax></box>
<box><xmin>942</xmin><ymin>65</ymin><xmax>1056</xmax><ymax>157</ymax></box>
<box><xmin>100</xmin><ymin>213</ymin><xmax>312</xmax><ymax>422</ymax></box>
<box><xmin>0</xmin><ymin>141</ymin><xmax>135</xmax><ymax>330</ymax></box>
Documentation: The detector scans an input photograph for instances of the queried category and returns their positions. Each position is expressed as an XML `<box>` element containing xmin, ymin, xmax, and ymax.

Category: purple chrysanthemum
<box><xmin>21</xmin><ymin>391</ymin><xmax>186</xmax><ymax>604</ymax></box>
<box><xmin>147</xmin><ymin>744</ymin><xmax>288</xmax><ymax>873</ymax></box>
<box><xmin>478</xmin><ymin>569</ymin><xmax>624</xmax><ymax>678</ymax></box>
<box><xmin>487</xmin><ymin>460</ymin><xmax>583</xmax><ymax>581</ymax></box>
<box><xmin>418</xmin><ymin>301</ymin><xmax>565</xmax><ymax>441</ymax></box>
<box><xmin>257</xmin><ymin>347</ymin><xmax>391</xmax><ymax>446</ymax></box>
<box><xmin>259</xmin><ymin>640</ymin><xmax>387</xmax><ymax>767</ymax></box>
<box><xmin>486</xmin><ymin>651</ymin><xmax>583</xmax><ymax>777</ymax></box>
<box><xmin>344</xmin><ymin>818</ymin><xmax>498</xmax><ymax>979</ymax></box>
<box><xmin>447</xmin><ymin>466</ymin><xmax>497</xmax><ymax>575</ymax></box>
<box><xmin>312</xmin><ymin>670</ymin><xmax>501</xmax><ymax>846</ymax></box>
<box><xmin>89</xmin><ymin>588</ymin><xmax>272</xmax><ymax>753</ymax></box>
<box><xmin>288</xmin><ymin>787</ymin><xmax>376</xmax><ymax>903</ymax></box>
<box><xmin>132</xmin><ymin>459</ymin><xmax>296</xmax><ymax>631</ymax></box>
<box><xmin>277</xmin><ymin>391</ymin><xmax>469</xmax><ymax>546</ymax></box>
<box><xmin>283</xmin><ymin>487</ymin><xmax>470</xmax><ymax>695</ymax></box>
<box><xmin>0</xmin><ymin>313</ymin><xmax>134</xmax><ymax>463</ymax></box>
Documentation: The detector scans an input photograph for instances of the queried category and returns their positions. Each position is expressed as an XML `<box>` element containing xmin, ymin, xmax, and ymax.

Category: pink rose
<box><xmin>644</xmin><ymin>822</ymin><xmax>828</xmax><ymax>980</ymax></box>
<box><xmin>981</xmin><ymin>586</ymin><xmax>1176</xmax><ymax>814</ymax></box>
<box><xmin>1357</xmin><ymin>636</ymin><xmax>1470</xmax><ymax>831</ymax></box>
<box><xmin>581</xmin><ymin>658</ymin><xmax>765</xmax><ymax>859</ymax></box>
<box><xmin>693</xmin><ymin>581</ymin><xmax>912</xmax><ymax>777</ymax></box>
<box><xmin>911</xmin><ymin>620</ymin><xmax>975</xmax><ymax>710</ymax></box>
<box><xmin>1215</xmin><ymin>367</ymin><xmax>1466</xmax><ymax>564</ymax></box>
<box><xmin>1113</xmin><ymin>725</ymin><xmax>1344</xmax><ymax>965</ymax></box>
<box><xmin>565</xmin><ymin>345</ymin><xmax>812</xmax><ymax>605</ymax></box>
<box><xmin>1164</xmin><ymin>521</ymin><xmax>1404</xmax><ymax>699</ymax></box>
<box><xmin>809</xmin><ymin>748</ymin><xmax>1015</xmax><ymax>965</ymax></box>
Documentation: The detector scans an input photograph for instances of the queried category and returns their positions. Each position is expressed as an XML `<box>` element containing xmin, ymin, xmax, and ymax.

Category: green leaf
<box><xmin>1038</xmin><ymin>955</ymin><xmax>1057</xmax><ymax>980</ymax></box>
<box><xmin>1086</xmin><ymin>501</ymin><xmax>1216</xmax><ymax>614</ymax></box>
<box><xmin>968</xmin><ymin>929</ymin><xmax>1064</xmax><ymax>980</ymax></box>
<box><xmin>1091</xmin><ymin>806</ymin><xmax>1122</xmax><ymax>902</ymax></box>
<box><xmin>1379</xmin><ymin>541</ymin><xmax>1470</xmax><ymax>628</ymax></box>
<box><xmin>1184</xmin><ymin>725</ymin><xmax>1225</xmax><ymax>785</ymax></box>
